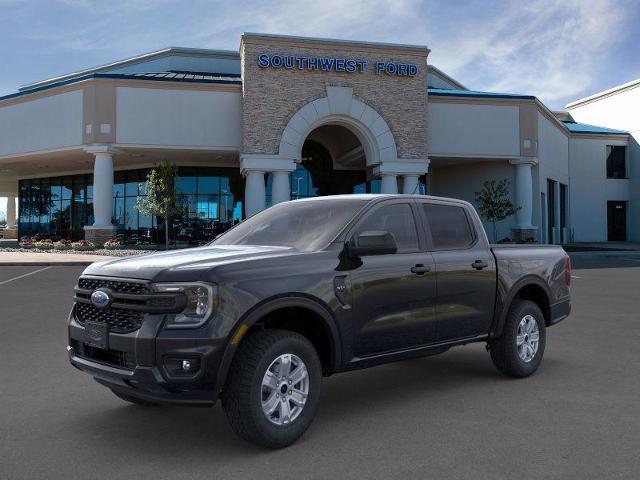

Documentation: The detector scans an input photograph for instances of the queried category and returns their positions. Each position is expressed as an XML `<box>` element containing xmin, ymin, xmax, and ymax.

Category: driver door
<box><xmin>348</xmin><ymin>200</ymin><xmax>437</xmax><ymax>357</ymax></box>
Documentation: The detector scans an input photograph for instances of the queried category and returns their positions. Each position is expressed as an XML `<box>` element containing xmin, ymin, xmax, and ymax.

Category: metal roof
<box><xmin>0</xmin><ymin>71</ymin><xmax>242</xmax><ymax>103</ymax></box>
<box><xmin>19</xmin><ymin>47</ymin><xmax>240</xmax><ymax>92</ymax></box>
<box><xmin>428</xmin><ymin>87</ymin><xmax>535</xmax><ymax>100</ymax></box>
<box><xmin>562</xmin><ymin>121</ymin><xmax>628</xmax><ymax>135</ymax></box>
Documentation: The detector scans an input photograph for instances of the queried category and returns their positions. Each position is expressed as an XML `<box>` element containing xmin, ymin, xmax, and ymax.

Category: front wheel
<box><xmin>490</xmin><ymin>299</ymin><xmax>546</xmax><ymax>378</ymax></box>
<box><xmin>222</xmin><ymin>329</ymin><xmax>322</xmax><ymax>448</ymax></box>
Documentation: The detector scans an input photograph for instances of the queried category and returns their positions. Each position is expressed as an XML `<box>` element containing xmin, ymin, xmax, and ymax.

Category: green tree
<box><xmin>136</xmin><ymin>161</ymin><xmax>183</xmax><ymax>249</ymax></box>
<box><xmin>474</xmin><ymin>179</ymin><xmax>519</xmax><ymax>242</ymax></box>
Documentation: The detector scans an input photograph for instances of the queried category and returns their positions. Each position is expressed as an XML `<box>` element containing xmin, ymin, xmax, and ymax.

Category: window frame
<box><xmin>417</xmin><ymin>199</ymin><xmax>478</xmax><ymax>252</ymax></box>
<box><xmin>344</xmin><ymin>199</ymin><xmax>424</xmax><ymax>255</ymax></box>
<box><xmin>606</xmin><ymin>145</ymin><xmax>627</xmax><ymax>179</ymax></box>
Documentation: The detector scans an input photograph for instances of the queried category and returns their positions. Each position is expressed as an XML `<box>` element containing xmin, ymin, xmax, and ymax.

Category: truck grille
<box><xmin>74</xmin><ymin>276</ymin><xmax>183</xmax><ymax>334</ymax></box>
<box><xmin>78</xmin><ymin>277</ymin><xmax>150</xmax><ymax>295</ymax></box>
<box><xmin>75</xmin><ymin>302</ymin><xmax>143</xmax><ymax>333</ymax></box>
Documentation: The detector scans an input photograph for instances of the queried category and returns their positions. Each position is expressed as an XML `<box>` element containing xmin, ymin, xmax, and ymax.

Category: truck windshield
<box><xmin>212</xmin><ymin>199</ymin><xmax>368</xmax><ymax>252</ymax></box>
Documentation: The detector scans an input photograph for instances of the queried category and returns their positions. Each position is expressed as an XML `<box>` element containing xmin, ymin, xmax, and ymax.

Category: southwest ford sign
<box><xmin>257</xmin><ymin>54</ymin><xmax>418</xmax><ymax>77</ymax></box>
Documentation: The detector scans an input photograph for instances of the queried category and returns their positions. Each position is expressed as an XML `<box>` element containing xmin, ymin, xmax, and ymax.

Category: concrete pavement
<box><xmin>1</xmin><ymin>258</ymin><xmax>639</xmax><ymax>479</ymax></box>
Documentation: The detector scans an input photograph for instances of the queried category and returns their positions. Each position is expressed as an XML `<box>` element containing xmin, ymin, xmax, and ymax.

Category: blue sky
<box><xmin>1</xmin><ymin>0</ymin><xmax>639</xmax><ymax>109</ymax></box>
<box><xmin>1</xmin><ymin>0</ymin><xmax>640</xmax><ymax>216</ymax></box>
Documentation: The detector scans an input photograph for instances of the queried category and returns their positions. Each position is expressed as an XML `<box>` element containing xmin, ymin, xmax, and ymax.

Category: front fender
<box><xmin>213</xmin><ymin>294</ymin><xmax>342</xmax><ymax>397</ymax></box>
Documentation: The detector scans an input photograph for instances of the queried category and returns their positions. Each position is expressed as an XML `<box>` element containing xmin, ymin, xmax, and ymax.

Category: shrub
<box><xmin>19</xmin><ymin>236</ymin><xmax>34</xmax><ymax>249</ymax></box>
<box><xmin>103</xmin><ymin>239</ymin><xmax>124</xmax><ymax>250</ymax></box>
<box><xmin>33</xmin><ymin>239</ymin><xmax>54</xmax><ymax>250</ymax></box>
<box><xmin>54</xmin><ymin>239</ymin><xmax>73</xmax><ymax>250</ymax></box>
<box><xmin>71</xmin><ymin>240</ymin><xmax>96</xmax><ymax>251</ymax></box>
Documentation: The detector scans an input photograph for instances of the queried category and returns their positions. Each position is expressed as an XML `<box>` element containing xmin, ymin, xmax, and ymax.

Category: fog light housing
<box><xmin>163</xmin><ymin>357</ymin><xmax>202</xmax><ymax>378</ymax></box>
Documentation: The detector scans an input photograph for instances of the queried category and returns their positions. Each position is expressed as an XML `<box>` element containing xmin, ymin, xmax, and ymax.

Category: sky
<box><xmin>1</xmin><ymin>0</ymin><xmax>640</xmax><ymax>215</ymax></box>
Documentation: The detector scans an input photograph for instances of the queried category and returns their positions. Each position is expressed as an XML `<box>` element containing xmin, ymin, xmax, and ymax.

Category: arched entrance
<box><xmin>242</xmin><ymin>86</ymin><xmax>429</xmax><ymax>216</ymax></box>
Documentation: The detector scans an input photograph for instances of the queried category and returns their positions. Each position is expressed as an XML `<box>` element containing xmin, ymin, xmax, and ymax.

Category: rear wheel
<box><xmin>222</xmin><ymin>329</ymin><xmax>322</xmax><ymax>448</ymax></box>
<box><xmin>110</xmin><ymin>389</ymin><xmax>160</xmax><ymax>406</ymax></box>
<box><xmin>490</xmin><ymin>299</ymin><xmax>546</xmax><ymax>378</ymax></box>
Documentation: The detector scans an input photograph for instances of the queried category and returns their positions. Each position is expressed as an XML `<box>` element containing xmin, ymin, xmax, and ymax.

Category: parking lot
<box><xmin>1</xmin><ymin>254</ymin><xmax>639</xmax><ymax>479</ymax></box>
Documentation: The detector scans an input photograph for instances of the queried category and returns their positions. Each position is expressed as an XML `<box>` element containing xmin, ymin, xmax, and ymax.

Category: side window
<box><xmin>354</xmin><ymin>203</ymin><xmax>419</xmax><ymax>253</ymax></box>
<box><xmin>422</xmin><ymin>203</ymin><xmax>475</xmax><ymax>250</ymax></box>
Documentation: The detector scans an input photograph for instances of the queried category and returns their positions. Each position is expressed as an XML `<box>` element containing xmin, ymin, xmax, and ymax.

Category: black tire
<box><xmin>222</xmin><ymin>329</ymin><xmax>322</xmax><ymax>449</ymax></box>
<box><xmin>110</xmin><ymin>389</ymin><xmax>160</xmax><ymax>407</ymax></box>
<box><xmin>490</xmin><ymin>299</ymin><xmax>546</xmax><ymax>378</ymax></box>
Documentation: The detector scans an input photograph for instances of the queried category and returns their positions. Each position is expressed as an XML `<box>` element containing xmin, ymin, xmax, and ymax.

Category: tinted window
<box><xmin>606</xmin><ymin>145</ymin><xmax>626</xmax><ymax>179</ymax></box>
<box><xmin>355</xmin><ymin>203</ymin><xmax>419</xmax><ymax>253</ymax></box>
<box><xmin>423</xmin><ymin>203</ymin><xmax>474</xmax><ymax>250</ymax></box>
<box><xmin>214</xmin><ymin>199</ymin><xmax>368</xmax><ymax>252</ymax></box>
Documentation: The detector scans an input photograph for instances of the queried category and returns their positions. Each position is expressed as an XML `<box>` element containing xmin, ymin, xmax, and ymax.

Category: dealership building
<box><xmin>0</xmin><ymin>33</ymin><xmax>637</xmax><ymax>245</ymax></box>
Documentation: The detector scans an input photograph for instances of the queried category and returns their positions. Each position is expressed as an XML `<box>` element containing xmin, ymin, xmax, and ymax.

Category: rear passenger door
<box><xmin>418</xmin><ymin>201</ymin><xmax>496</xmax><ymax>341</ymax></box>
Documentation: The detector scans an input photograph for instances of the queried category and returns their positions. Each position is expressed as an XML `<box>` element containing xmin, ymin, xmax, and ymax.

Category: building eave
<box><xmin>1</xmin><ymin>72</ymin><xmax>242</xmax><ymax>105</ymax></box>
<box><xmin>565</xmin><ymin>78</ymin><xmax>640</xmax><ymax>109</ymax></box>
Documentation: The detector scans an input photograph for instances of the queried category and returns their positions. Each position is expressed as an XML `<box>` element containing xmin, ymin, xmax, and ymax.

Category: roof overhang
<box><xmin>19</xmin><ymin>47</ymin><xmax>240</xmax><ymax>93</ymax></box>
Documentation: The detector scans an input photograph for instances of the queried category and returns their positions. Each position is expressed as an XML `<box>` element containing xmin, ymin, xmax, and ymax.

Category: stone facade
<box><xmin>240</xmin><ymin>34</ymin><xmax>429</xmax><ymax>161</ymax></box>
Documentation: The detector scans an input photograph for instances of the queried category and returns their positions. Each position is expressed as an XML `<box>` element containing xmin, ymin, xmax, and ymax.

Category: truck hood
<box><xmin>82</xmin><ymin>245</ymin><xmax>298</xmax><ymax>281</ymax></box>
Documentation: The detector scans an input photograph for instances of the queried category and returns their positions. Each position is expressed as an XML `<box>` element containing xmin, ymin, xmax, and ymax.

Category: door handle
<box><xmin>411</xmin><ymin>264</ymin><xmax>431</xmax><ymax>275</ymax></box>
<box><xmin>471</xmin><ymin>260</ymin><xmax>488</xmax><ymax>270</ymax></box>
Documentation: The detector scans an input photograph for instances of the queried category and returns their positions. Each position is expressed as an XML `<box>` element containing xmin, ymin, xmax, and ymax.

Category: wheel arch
<box><xmin>214</xmin><ymin>295</ymin><xmax>342</xmax><ymax>396</ymax></box>
<box><xmin>493</xmin><ymin>277</ymin><xmax>552</xmax><ymax>337</ymax></box>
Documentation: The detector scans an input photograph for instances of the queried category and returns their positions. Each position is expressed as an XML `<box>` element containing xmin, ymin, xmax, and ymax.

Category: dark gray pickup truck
<box><xmin>68</xmin><ymin>194</ymin><xmax>571</xmax><ymax>448</ymax></box>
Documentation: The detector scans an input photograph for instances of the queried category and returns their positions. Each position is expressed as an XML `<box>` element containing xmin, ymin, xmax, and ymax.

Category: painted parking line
<box><xmin>0</xmin><ymin>266</ymin><xmax>51</xmax><ymax>286</ymax></box>
<box><xmin>571</xmin><ymin>275</ymin><xmax>581</xmax><ymax>279</ymax></box>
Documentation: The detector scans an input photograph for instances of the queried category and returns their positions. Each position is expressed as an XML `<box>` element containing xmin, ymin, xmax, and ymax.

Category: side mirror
<box><xmin>347</xmin><ymin>230</ymin><xmax>397</xmax><ymax>256</ymax></box>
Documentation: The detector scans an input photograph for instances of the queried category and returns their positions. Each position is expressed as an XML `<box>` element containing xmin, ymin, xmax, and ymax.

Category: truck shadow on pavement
<box><xmin>67</xmin><ymin>347</ymin><xmax>564</xmax><ymax>455</ymax></box>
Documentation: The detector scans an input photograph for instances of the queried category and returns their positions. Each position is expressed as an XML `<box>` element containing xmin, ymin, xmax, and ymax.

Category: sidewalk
<box><xmin>563</xmin><ymin>242</ymin><xmax>640</xmax><ymax>252</ymax></box>
<box><xmin>0</xmin><ymin>251</ymin><xmax>116</xmax><ymax>266</ymax></box>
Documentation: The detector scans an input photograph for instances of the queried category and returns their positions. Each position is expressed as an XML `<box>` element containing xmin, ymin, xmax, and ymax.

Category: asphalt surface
<box><xmin>1</xmin><ymin>255</ymin><xmax>639</xmax><ymax>479</ymax></box>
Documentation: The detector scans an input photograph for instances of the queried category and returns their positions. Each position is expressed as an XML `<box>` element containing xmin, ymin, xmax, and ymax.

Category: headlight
<box><xmin>155</xmin><ymin>283</ymin><xmax>217</xmax><ymax>329</ymax></box>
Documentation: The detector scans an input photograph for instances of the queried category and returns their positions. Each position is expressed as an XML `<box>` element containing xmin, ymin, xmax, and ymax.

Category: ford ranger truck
<box><xmin>68</xmin><ymin>194</ymin><xmax>571</xmax><ymax>448</ymax></box>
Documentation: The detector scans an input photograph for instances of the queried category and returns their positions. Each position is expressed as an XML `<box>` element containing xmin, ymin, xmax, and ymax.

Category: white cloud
<box><xmin>426</xmin><ymin>0</ymin><xmax>628</xmax><ymax>107</ymax></box>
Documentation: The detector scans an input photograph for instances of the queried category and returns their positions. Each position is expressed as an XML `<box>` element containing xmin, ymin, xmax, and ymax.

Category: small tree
<box><xmin>474</xmin><ymin>179</ymin><xmax>519</xmax><ymax>242</ymax></box>
<box><xmin>136</xmin><ymin>161</ymin><xmax>182</xmax><ymax>250</ymax></box>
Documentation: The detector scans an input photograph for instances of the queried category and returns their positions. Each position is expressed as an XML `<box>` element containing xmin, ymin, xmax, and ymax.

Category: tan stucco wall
<box><xmin>240</xmin><ymin>35</ymin><xmax>429</xmax><ymax>160</ymax></box>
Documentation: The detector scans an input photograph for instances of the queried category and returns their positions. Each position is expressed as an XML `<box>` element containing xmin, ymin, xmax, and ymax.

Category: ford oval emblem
<box><xmin>90</xmin><ymin>289</ymin><xmax>112</xmax><ymax>309</ymax></box>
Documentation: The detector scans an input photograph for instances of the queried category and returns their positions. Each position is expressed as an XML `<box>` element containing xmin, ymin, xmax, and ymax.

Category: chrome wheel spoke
<box><xmin>289</xmin><ymin>365</ymin><xmax>308</xmax><ymax>385</ymax></box>
<box><xmin>516</xmin><ymin>334</ymin><xmax>526</xmax><ymax>346</ymax></box>
<box><xmin>279</xmin><ymin>397</ymin><xmax>292</xmax><ymax>422</ymax></box>
<box><xmin>278</xmin><ymin>354</ymin><xmax>292</xmax><ymax>378</ymax></box>
<box><xmin>262</xmin><ymin>391</ymin><xmax>279</xmax><ymax>415</ymax></box>
<box><xmin>263</xmin><ymin>371</ymin><xmax>278</xmax><ymax>390</ymax></box>
<box><xmin>290</xmin><ymin>389</ymin><xmax>307</xmax><ymax>407</ymax></box>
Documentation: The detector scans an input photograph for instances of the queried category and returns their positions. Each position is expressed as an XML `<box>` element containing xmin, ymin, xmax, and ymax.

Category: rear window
<box><xmin>422</xmin><ymin>203</ymin><xmax>475</xmax><ymax>250</ymax></box>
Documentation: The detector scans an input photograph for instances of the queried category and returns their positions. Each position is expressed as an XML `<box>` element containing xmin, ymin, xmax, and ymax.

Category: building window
<box><xmin>606</xmin><ymin>145</ymin><xmax>626</xmax><ymax>179</ymax></box>
<box><xmin>18</xmin><ymin>166</ymin><xmax>244</xmax><ymax>244</ymax></box>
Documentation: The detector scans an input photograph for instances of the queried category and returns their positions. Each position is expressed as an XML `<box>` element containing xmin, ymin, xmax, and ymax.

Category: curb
<box><xmin>0</xmin><ymin>262</ymin><xmax>98</xmax><ymax>266</ymax></box>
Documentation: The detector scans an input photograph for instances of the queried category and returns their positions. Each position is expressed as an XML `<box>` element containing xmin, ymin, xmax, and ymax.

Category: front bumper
<box><xmin>68</xmin><ymin>308</ymin><xmax>228</xmax><ymax>407</ymax></box>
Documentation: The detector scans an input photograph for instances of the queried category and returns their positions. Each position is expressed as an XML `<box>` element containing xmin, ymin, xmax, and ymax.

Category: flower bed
<box><xmin>71</xmin><ymin>240</ymin><xmax>96</xmax><ymax>251</ymax></box>
<box><xmin>103</xmin><ymin>239</ymin><xmax>124</xmax><ymax>250</ymax></box>
<box><xmin>54</xmin><ymin>239</ymin><xmax>73</xmax><ymax>250</ymax></box>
